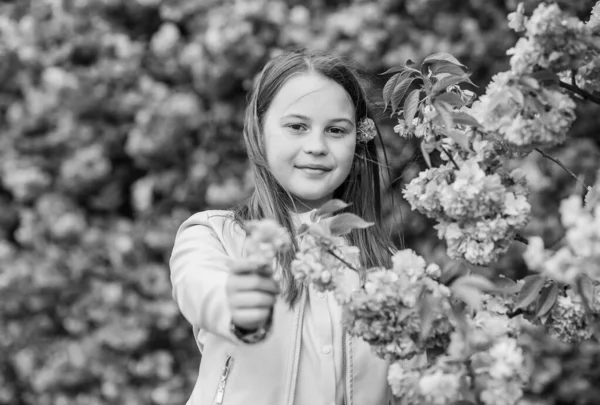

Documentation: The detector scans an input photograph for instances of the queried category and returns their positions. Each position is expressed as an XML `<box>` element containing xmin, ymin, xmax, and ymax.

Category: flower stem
<box><xmin>558</xmin><ymin>80</ymin><xmax>600</xmax><ymax>105</ymax></box>
<box><xmin>440</xmin><ymin>146</ymin><xmax>460</xmax><ymax>170</ymax></box>
<box><xmin>515</xmin><ymin>234</ymin><xmax>529</xmax><ymax>245</ymax></box>
<box><xmin>326</xmin><ymin>248</ymin><xmax>358</xmax><ymax>272</ymax></box>
<box><xmin>534</xmin><ymin>147</ymin><xmax>589</xmax><ymax>190</ymax></box>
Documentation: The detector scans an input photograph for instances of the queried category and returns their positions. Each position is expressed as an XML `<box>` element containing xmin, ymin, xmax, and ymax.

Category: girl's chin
<box><xmin>289</xmin><ymin>191</ymin><xmax>334</xmax><ymax>209</ymax></box>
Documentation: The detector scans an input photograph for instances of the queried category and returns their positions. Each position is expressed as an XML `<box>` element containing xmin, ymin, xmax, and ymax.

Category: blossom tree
<box><xmin>287</xmin><ymin>2</ymin><xmax>600</xmax><ymax>404</ymax></box>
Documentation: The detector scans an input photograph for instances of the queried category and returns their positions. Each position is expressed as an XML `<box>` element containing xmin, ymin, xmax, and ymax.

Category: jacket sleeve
<box><xmin>169</xmin><ymin>211</ymin><xmax>242</xmax><ymax>345</ymax></box>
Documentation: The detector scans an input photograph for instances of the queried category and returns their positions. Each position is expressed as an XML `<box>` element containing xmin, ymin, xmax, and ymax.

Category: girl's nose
<box><xmin>303</xmin><ymin>129</ymin><xmax>328</xmax><ymax>155</ymax></box>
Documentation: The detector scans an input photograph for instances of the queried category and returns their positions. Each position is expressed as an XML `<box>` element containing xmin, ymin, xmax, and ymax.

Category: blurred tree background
<box><xmin>0</xmin><ymin>0</ymin><xmax>598</xmax><ymax>404</ymax></box>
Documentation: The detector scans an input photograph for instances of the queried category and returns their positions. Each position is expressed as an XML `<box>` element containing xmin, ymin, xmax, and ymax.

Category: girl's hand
<box><xmin>226</xmin><ymin>261</ymin><xmax>280</xmax><ymax>332</ymax></box>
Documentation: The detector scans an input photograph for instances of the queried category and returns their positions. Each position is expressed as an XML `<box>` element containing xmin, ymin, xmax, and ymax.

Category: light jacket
<box><xmin>169</xmin><ymin>210</ymin><xmax>391</xmax><ymax>405</ymax></box>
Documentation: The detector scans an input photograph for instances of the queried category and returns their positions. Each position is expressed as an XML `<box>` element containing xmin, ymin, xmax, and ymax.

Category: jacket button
<box><xmin>322</xmin><ymin>345</ymin><xmax>332</xmax><ymax>355</ymax></box>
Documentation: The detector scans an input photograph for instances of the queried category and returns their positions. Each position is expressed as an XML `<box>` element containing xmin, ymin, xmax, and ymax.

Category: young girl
<box><xmin>170</xmin><ymin>48</ymin><xmax>396</xmax><ymax>405</ymax></box>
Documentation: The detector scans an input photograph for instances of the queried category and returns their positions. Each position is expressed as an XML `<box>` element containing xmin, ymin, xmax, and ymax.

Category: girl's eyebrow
<box><xmin>280</xmin><ymin>114</ymin><xmax>355</xmax><ymax>126</ymax></box>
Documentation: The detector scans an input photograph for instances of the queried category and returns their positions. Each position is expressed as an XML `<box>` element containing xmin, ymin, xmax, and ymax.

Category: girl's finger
<box><xmin>229</xmin><ymin>260</ymin><xmax>272</xmax><ymax>275</ymax></box>
<box><xmin>231</xmin><ymin>308</ymin><xmax>272</xmax><ymax>329</ymax></box>
<box><xmin>228</xmin><ymin>291</ymin><xmax>277</xmax><ymax>309</ymax></box>
<box><xmin>227</xmin><ymin>273</ymin><xmax>280</xmax><ymax>295</ymax></box>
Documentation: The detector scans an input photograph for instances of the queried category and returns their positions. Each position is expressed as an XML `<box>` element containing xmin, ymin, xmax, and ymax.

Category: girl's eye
<box><xmin>286</xmin><ymin>123</ymin><xmax>307</xmax><ymax>132</ymax></box>
<box><xmin>328</xmin><ymin>127</ymin><xmax>348</xmax><ymax>136</ymax></box>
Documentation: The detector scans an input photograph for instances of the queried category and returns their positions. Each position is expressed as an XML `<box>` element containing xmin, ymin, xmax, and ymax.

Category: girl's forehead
<box><xmin>271</xmin><ymin>73</ymin><xmax>355</xmax><ymax>120</ymax></box>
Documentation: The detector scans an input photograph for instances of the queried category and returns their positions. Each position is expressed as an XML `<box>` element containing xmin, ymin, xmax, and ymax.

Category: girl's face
<box><xmin>262</xmin><ymin>72</ymin><xmax>357</xmax><ymax>212</ymax></box>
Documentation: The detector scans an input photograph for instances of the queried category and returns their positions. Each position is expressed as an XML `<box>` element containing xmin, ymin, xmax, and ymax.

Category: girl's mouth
<box><xmin>295</xmin><ymin>165</ymin><xmax>332</xmax><ymax>174</ymax></box>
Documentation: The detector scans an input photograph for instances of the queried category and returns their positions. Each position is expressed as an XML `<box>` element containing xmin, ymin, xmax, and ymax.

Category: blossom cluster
<box><xmin>469</xmin><ymin>71</ymin><xmax>577</xmax><ymax>152</ymax></box>
<box><xmin>341</xmin><ymin>249</ymin><xmax>453</xmax><ymax>361</ymax></box>
<box><xmin>403</xmin><ymin>158</ymin><xmax>531</xmax><ymax>265</ymax></box>
<box><xmin>507</xmin><ymin>3</ymin><xmax>592</xmax><ymax>75</ymax></box>
<box><xmin>291</xmin><ymin>232</ymin><xmax>360</xmax><ymax>292</ymax></box>
<box><xmin>524</xmin><ymin>188</ymin><xmax>600</xmax><ymax>285</ymax></box>
<box><xmin>387</xmin><ymin>310</ymin><xmax>527</xmax><ymax>405</ymax></box>
<box><xmin>243</xmin><ymin>219</ymin><xmax>292</xmax><ymax>270</ymax></box>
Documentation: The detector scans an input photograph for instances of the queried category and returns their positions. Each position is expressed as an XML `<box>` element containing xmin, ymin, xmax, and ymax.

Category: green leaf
<box><xmin>433</xmin><ymin>63</ymin><xmax>468</xmax><ymax>77</ymax></box>
<box><xmin>433</xmin><ymin>100</ymin><xmax>454</xmax><ymax>129</ymax></box>
<box><xmin>380</xmin><ymin>66</ymin><xmax>407</xmax><ymax>76</ymax></box>
<box><xmin>438</xmin><ymin>128</ymin><xmax>470</xmax><ymax>150</ymax></box>
<box><xmin>418</xmin><ymin>291</ymin><xmax>437</xmax><ymax>339</ymax></box>
<box><xmin>576</xmin><ymin>274</ymin><xmax>596</xmax><ymax>312</ymax></box>
<box><xmin>403</xmin><ymin>89</ymin><xmax>421</xmax><ymax>124</ymax></box>
<box><xmin>314</xmin><ymin>199</ymin><xmax>350</xmax><ymax>219</ymax></box>
<box><xmin>495</xmin><ymin>277</ymin><xmax>521</xmax><ymax>294</ymax></box>
<box><xmin>421</xmin><ymin>52</ymin><xmax>466</xmax><ymax>70</ymax></box>
<box><xmin>451</xmin><ymin>111</ymin><xmax>481</xmax><ymax>127</ymax></box>
<box><xmin>452</xmin><ymin>274</ymin><xmax>497</xmax><ymax>292</ymax></box>
<box><xmin>434</xmin><ymin>92</ymin><xmax>465</xmax><ymax>107</ymax></box>
<box><xmin>383</xmin><ymin>72</ymin><xmax>402</xmax><ymax>110</ymax></box>
<box><xmin>535</xmin><ymin>282</ymin><xmax>559</xmax><ymax>318</ymax></box>
<box><xmin>516</xmin><ymin>274</ymin><xmax>546</xmax><ymax>310</ymax></box>
<box><xmin>391</xmin><ymin>77</ymin><xmax>416</xmax><ymax>114</ymax></box>
<box><xmin>328</xmin><ymin>213</ymin><xmax>373</xmax><ymax>236</ymax></box>
<box><xmin>440</xmin><ymin>260</ymin><xmax>468</xmax><ymax>285</ymax></box>
<box><xmin>420</xmin><ymin>139</ymin><xmax>433</xmax><ymax>168</ymax></box>
<box><xmin>451</xmin><ymin>283</ymin><xmax>483</xmax><ymax>310</ymax></box>
<box><xmin>431</xmin><ymin>74</ymin><xmax>473</xmax><ymax>96</ymax></box>
<box><xmin>304</xmin><ymin>222</ymin><xmax>333</xmax><ymax>240</ymax></box>
<box><xmin>529</xmin><ymin>70</ymin><xmax>559</xmax><ymax>83</ymax></box>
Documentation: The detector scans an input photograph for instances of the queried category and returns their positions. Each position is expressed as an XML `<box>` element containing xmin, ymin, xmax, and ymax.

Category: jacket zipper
<box><xmin>342</xmin><ymin>326</ymin><xmax>348</xmax><ymax>405</ymax></box>
<box><xmin>214</xmin><ymin>354</ymin><xmax>234</xmax><ymax>404</ymax></box>
<box><xmin>288</xmin><ymin>287</ymin><xmax>308</xmax><ymax>404</ymax></box>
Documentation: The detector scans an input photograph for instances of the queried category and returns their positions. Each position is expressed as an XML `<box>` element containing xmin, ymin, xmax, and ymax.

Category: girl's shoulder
<box><xmin>177</xmin><ymin>209</ymin><xmax>246</xmax><ymax>240</ymax></box>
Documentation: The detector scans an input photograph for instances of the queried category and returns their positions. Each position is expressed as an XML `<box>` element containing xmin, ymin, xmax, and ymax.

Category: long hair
<box><xmin>233</xmin><ymin>48</ymin><xmax>395</xmax><ymax>307</ymax></box>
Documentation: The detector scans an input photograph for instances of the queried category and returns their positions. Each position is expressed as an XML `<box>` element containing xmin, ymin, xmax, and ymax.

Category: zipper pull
<box><xmin>214</xmin><ymin>355</ymin><xmax>233</xmax><ymax>404</ymax></box>
<box><xmin>215</xmin><ymin>383</ymin><xmax>226</xmax><ymax>404</ymax></box>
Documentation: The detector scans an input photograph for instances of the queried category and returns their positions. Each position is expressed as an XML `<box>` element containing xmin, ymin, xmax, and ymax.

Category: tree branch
<box><xmin>326</xmin><ymin>248</ymin><xmax>358</xmax><ymax>272</ymax></box>
<box><xmin>515</xmin><ymin>234</ymin><xmax>529</xmax><ymax>245</ymax></box>
<box><xmin>440</xmin><ymin>146</ymin><xmax>460</xmax><ymax>170</ymax></box>
<box><xmin>558</xmin><ymin>80</ymin><xmax>600</xmax><ymax>105</ymax></box>
<box><xmin>535</xmin><ymin>147</ymin><xmax>589</xmax><ymax>190</ymax></box>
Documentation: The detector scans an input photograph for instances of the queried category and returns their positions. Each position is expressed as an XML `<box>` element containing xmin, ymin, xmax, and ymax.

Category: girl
<box><xmin>170</xmin><ymin>48</ymin><xmax>396</xmax><ymax>405</ymax></box>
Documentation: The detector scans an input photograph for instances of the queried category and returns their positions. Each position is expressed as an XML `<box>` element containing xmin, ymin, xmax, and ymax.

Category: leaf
<box><xmin>433</xmin><ymin>100</ymin><xmax>454</xmax><ymax>129</ymax></box>
<box><xmin>314</xmin><ymin>199</ymin><xmax>350</xmax><ymax>219</ymax></box>
<box><xmin>440</xmin><ymin>260</ymin><xmax>468</xmax><ymax>285</ymax></box>
<box><xmin>380</xmin><ymin>66</ymin><xmax>407</xmax><ymax>76</ymax></box>
<box><xmin>420</xmin><ymin>139</ymin><xmax>433</xmax><ymax>168</ymax></box>
<box><xmin>516</xmin><ymin>274</ymin><xmax>546</xmax><ymax>310</ymax></box>
<box><xmin>434</xmin><ymin>92</ymin><xmax>465</xmax><ymax>107</ymax></box>
<box><xmin>403</xmin><ymin>89</ymin><xmax>421</xmax><ymax>124</ymax></box>
<box><xmin>529</xmin><ymin>70</ymin><xmax>559</xmax><ymax>83</ymax></box>
<box><xmin>422</xmin><ymin>52</ymin><xmax>465</xmax><ymax>66</ymax></box>
<box><xmin>328</xmin><ymin>213</ymin><xmax>373</xmax><ymax>236</ymax></box>
<box><xmin>451</xmin><ymin>284</ymin><xmax>483</xmax><ymax>310</ymax></box>
<box><xmin>304</xmin><ymin>222</ymin><xmax>333</xmax><ymax>240</ymax></box>
<box><xmin>535</xmin><ymin>282</ymin><xmax>559</xmax><ymax>318</ymax></box>
<box><xmin>437</xmin><ymin>127</ymin><xmax>470</xmax><ymax>150</ymax></box>
<box><xmin>452</xmin><ymin>274</ymin><xmax>497</xmax><ymax>293</ymax></box>
<box><xmin>431</xmin><ymin>74</ymin><xmax>473</xmax><ymax>96</ymax></box>
<box><xmin>391</xmin><ymin>77</ymin><xmax>416</xmax><ymax>114</ymax></box>
<box><xmin>451</xmin><ymin>111</ymin><xmax>481</xmax><ymax>127</ymax></box>
<box><xmin>421</xmin><ymin>52</ymin><xmax>466</xmax><ymax>70</ymax></box>
<box><xmin>576</xmin><ymin>274</ymin><xmax>596</xmax><ymax>312</ymax></box>
<box><xmin>383</xmin><ymin>72</ymin><xmax>402</xmax><ymax>109</ymax></box>
<box><xmin>434</xmin><ymin>63</ymin><xmax>468</xmax><ymax>77</ymax></box>
<box><xmin>494</xmin><ymin>277</ymin><xmax>521</xmax><ymax>294</ymax></box>
<box><xmin>418</xmin><ymin>291</ymin><xmax>437</xmax><ymax>339</ymax></box>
